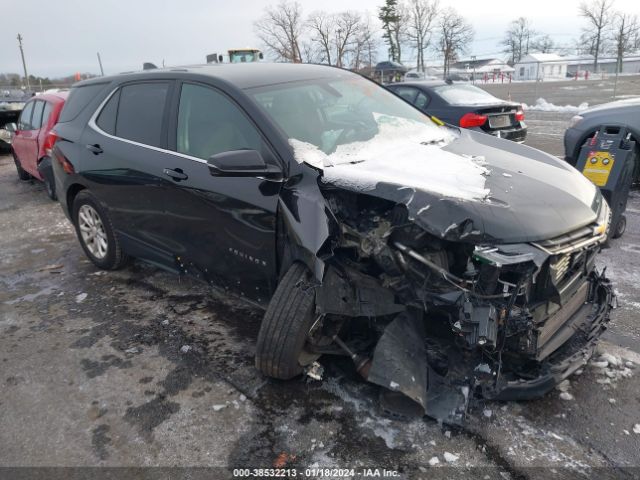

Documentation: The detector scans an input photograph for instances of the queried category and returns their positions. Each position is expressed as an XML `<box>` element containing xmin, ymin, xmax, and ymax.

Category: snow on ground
<box><xmin>522</xmin><ymin>98</ymin><xmax>589</xmax><ymax>113</ymax></box>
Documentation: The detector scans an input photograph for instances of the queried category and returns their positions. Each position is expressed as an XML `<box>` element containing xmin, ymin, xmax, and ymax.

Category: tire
<box><xmin>38</xmin><ymin>157</ymin><xmax>57</xmax><ymax>201</ymax></box>
<box><xmin>255</xmin><ymin>262</ymin><xmax>317</xmax><ymax>380</ymax></box>
<box><xmin>43</xmin><ymin>173</ymin><xmax>57</xmax><ymax>201</ymax></box>
<box><xmin>13</xmin><ymin>152</ymin><xmax>30</xmax><ymax>180</ymax></box>
<box><xmin>72</xmin><ymin>191</ymin><xmax>129</xmax><ymax>270</ymax></box>
<box><xmin>612</xmin><ymin>215</ymin><xmax>626</xmax><ymax>239</ymax></box>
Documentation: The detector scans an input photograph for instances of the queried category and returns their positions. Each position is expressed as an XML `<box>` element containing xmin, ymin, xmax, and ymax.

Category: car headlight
<box><xmin>569</xmin><ymin>115</ymin><xmax>584</xmax><ymax>128</ymax></box>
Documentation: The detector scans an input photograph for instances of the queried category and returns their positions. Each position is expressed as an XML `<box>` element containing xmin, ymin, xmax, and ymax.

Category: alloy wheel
<box><xmin>78</xmin><ymin>204</ymin><xmax>108</xmax><ymax>259</ymax></box>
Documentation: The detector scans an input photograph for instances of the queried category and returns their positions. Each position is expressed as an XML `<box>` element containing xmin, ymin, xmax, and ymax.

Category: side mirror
<box><xmin>207</xmin><ymin>150</ymin><xmax>282</xmax><ymax>180</ymax></box>
<box><xmin>4</xmin><ymin>122</ymin><xmax>17</xmax><ymax>133</ymax></box>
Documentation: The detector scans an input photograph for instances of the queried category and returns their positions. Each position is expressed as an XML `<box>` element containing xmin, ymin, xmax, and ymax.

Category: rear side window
<box><xmin>42</xmin><ymin>101</ymin><xmax>54</xmax><ymax>127</ymax></box>
<box><xmin>31</xmin><ymin>101</ymin><xmax>45</xmax><ymax>129</ymax></box>
<box><xmin>18</xmin><ymin>101</ymin><xmax>34</xmax><ymax>130</ymax></box>
<box><xmin>115</xmin><ymin>83</ymin><xmax>169</xmax><ymax>147</ymax></box>
<box><xmin>415</xmin><ymin>92</ymin><xmax>430</xmax><ymax>110</ymax></box>
<box><xmin>392</xmin><ymin>86</ymin><xmax>418</xmax><ymax>104</ymax></box>
<box><xmin>58</xmin><ymin>83</ymin><xmax>108</xmax><ymax>123</ymax></box>
<box><xmin>96</xmin><ymin>89</ymin><xmax>120</xmax><ymax>135</ymax></box>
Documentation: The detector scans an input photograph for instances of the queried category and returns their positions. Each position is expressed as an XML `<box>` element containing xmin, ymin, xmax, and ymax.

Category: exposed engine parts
<box><xmin>310</xmin><ymin>190</ymin><xmax>613</xmax><ymax>423</ymax></box>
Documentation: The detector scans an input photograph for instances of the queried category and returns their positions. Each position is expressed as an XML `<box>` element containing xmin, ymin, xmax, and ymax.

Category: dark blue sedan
<box><xmin>387</xmin><ymin>80</ymin><xmax>527</xmax><ymax>143</ymax></box>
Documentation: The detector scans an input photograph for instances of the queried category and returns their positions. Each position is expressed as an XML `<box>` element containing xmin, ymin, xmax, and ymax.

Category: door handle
<box><xmin>86</xmin><ymin>144</ymin><xmax>103</xmax><ymax>155</ymax></box>
<box><xmin>163</xmin><ymin>168</ymin><xmax>188</xmax><ymax>181</ymax></box>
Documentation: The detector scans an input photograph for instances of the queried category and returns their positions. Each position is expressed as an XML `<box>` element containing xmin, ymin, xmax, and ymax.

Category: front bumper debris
<box><xmin>364</xmin><ymin>271</ymin><xmax>613</xmax><ymax>422</ymax></box>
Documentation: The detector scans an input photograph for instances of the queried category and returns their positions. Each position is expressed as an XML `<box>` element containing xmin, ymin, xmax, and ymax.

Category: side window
<box><xmin>58</xmin><ymin>83</ymin><xmax>108</xmax><ymax>123</ymax></box>
<box><xmin>18</xmin><ymin>101</ymin><xmax>34</xmax><ymax>130</ymax></box>
<box><xmin>115</xmin><ymin>83</ymin><xmax>169</xmax><ymax>147</ymax></box>
<box><xmin>176</xmin><ymin>83</ymin><xmax>262</xmax><ymax>160</ymax></box>
<box><xmin>414</xmin><ymin>92</ymin><xmax>430</xmax><ymax>110</ymax></box>
<box><xmin>41</xmin><ymin>101</ymin><xmax>54</xmax><ymax>128</ymax></box>
<box><xmin>31</xmin><ymin>101</ymin><xmax>45</xmax><ymax>130</ymax></box>
<box><xmin>392</xmin><ymin>86</ymin><xmax>418</xmax><ymax>104</ymax></box>
<box><xmin>96</xmin><ymin>89</ymin><xmax>120</xmax><ymax>135</ymax></box>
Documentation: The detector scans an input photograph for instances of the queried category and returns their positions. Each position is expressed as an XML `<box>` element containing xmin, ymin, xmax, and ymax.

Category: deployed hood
<box><xmin>291</xmin><ymin>119</ymin><xmax>599</xmax><ymax>243</ymax></box>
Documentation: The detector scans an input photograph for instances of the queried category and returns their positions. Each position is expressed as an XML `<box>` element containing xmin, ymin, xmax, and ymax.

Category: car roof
<box><xmin>389</xmin><ymin>80</ymin><xmax>448</xmax><ymax>88</ymax></box>
<box><xmin>74</xmin><ymin>63</ymin><xmax>356</xmax><ymax>90</ymax></box>
<box><xmin>32</xmin><ymin>92</ymin><xmax>69</xmax><ymax>103</ymax></box>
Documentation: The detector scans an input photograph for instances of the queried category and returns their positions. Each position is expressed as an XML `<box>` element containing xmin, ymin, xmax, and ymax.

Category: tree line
<box><xmin>255</xmin><ymin>0</ymin><xmax>639</xmax><ymax>75</ymax></box>
<box><xmin>503</xmin><ymin>0</ymin><xmax>639</xmax><ymax>72</ymax></box>
<box><xmin>254</xmin><ymin>0</ymin><xmax>474</xmax><ymax>76</ymax></box>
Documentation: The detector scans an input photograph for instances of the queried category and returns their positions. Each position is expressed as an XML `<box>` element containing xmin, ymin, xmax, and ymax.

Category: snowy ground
<box><xmin>1</xmin><ymin>82</ymin><xmax>639</xmax><ymax>478</ymax></box>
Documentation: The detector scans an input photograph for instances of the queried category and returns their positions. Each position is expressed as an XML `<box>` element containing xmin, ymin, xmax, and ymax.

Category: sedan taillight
<box><xmin>459</xmin><ymin>112</ymin><xmax>487</xmax><ymax>128</ymax></box>
<box><xmin>515</xmin><ymin>108</ymin><xmax>525</xmax><ymax>122</ymax></box>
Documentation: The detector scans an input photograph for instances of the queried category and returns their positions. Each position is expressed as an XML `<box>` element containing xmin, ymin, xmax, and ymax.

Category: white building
<box><xmin>514</xmin><ymin>53</ymin><xmax>568</xmax><ymax>81</ymax></box>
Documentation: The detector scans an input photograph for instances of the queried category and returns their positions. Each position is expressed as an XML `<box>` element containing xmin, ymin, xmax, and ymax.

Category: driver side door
<box><xmin>161</xmin><ymin>82</ymin><xmax>284</xmax><ymax>304</ymax></box>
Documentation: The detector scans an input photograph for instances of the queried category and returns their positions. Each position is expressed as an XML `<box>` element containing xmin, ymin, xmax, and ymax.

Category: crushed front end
<box><xmin>312</xmin><ymin>190</ymin><xmax>614</xmax><ymax>423</ymax></box>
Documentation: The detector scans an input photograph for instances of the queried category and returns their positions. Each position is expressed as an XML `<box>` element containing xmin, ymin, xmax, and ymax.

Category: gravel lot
<box><xmin>1</xmin><ymin>81</ymin><xmax>640</xmax><ymax>479</ymax></box>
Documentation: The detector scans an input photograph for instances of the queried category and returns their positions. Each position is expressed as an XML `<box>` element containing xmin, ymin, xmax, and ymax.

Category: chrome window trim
<box><xmin>87</xmin><ymin>85</ymin><xmax>209</xmax><ymax>165</ymax></box>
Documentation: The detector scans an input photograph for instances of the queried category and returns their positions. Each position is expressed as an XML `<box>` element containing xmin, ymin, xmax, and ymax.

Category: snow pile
<box><xmin>290</xmin><ymin>115</ymin><xmax>490</xmax><ymax>201</ymax></box>
<box><xmin>522</xmin><ymin>98</ymin><xmax>589</xmax><ymax>113</ymax></box>
<box><xmin>589</xmin><ymin>352</ymin><xmax>634</xmax><ymax>386</ymax></box>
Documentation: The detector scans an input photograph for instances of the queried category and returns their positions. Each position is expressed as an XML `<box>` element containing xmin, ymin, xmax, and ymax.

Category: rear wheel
<box><xmin>72</xmin><ymin>191</ymin><xmax>129</xmax><ymax>270</ymax></box>
<box><xmin>255</xmin><ymin>262</ymin><xmax>317</xmax><ymax>379</ymax></box>
<box><xmin>38</xmin><ymin>158</ymin><xmax>57</xmax><ymax>201</ymax></box>
<box><xmin>13</xmin><ymin>152</ymin><xmax>30</xmax><ymax>180</ymax></box>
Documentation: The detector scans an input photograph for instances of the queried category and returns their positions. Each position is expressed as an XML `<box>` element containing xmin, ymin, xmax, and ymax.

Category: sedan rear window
<box><xmin>433</xmin><ymin>84</ymin><xmax>499</xmax><ymax>106</ymax></box>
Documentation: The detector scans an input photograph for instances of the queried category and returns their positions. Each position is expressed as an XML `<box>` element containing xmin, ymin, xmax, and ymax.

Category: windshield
<box><xmin>433</xmin><ymin>84</ymin><xmax>500</xmax><ymax>106</ymax></box>
<box><xmin>230</xmin><ymin>51</ymin><xmax>258</xmax><ymax>63</ymax></box>
<box><xmin>248</xmin><ymin>75</ymin><xmax>446</xmax><ymax>155</ymax></box>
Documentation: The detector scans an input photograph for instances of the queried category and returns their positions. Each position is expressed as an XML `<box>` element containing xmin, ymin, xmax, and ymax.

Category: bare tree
<box><xmin>579</xmin><ymin>0</ymin><xmax>615</xmax><ymax>71</ymax></box>
<box><xmin>531</xmin><ymin>34</ymin><xmax>555</xmax><ymax>53</ymax></box>
<box><xmin>501</xmin><ymin>17</ymin><xmax>536</xmax><ymax>64</ymax></box>
<box><xmin>307</xmin><ymin>10</ymin><xmax>365</xmax><ymax>67</ymax></box>
<box><xmin>335</xmin><ymin>11</ymin><xmax>364</xmax><ymax>68</ymax></box>
<box><xmin>611</xmin><ymin>12</ymin><xmax>639</xmax><ymax>72</ymax></box>
<box><xmin>406</xmin><ymin>0</ymin><xmax>439</xmax><ymax>72</ymax></box>
<box><xmin>254</xmin><ymin>1</ymin><xmax>304</xmax><ymax>63</ymax></box>
<box><xmin>352</xmin><ymin>14</ymin><xmax>378</xmax><ymax>70</ymax></box>
<box><xmin>437</xmin><ymin>7</ymin><xmax>474</xmax><ymax>78</ymax></box>
<box><xmin>307</xmin><ymin>11</ymin><xmax>336</xmax><ymax>64</ymax></box>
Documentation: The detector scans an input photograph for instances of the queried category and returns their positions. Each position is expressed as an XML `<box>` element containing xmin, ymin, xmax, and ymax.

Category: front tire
<box><xmin>72</xmin><ymin>191</ymin><xmax>129</xmax><ymax>270</ymax></box>
<box><xmin>255</xmin><ymin>263</ymin><xmax>317</xmax><ymax>380</ymax></box>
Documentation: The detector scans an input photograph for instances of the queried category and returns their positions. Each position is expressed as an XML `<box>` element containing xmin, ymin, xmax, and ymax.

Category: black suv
<box><xmin>52</xmin><ymin>63</ymin><xmax>613</xmax><ymax>421</ymax></box>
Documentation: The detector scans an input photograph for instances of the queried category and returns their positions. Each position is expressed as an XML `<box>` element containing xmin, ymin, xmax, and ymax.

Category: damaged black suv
<box><xmin>52</xmin><ymin>63</ymin><xmax>613</xmax><ymax>422</ymax></box>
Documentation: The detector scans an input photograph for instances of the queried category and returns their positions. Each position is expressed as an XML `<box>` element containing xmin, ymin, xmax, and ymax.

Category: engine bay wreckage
<box><xmin>282</xmin><ymin>118</ymin><xmax>614</xmax><ymax>424</ymax></box>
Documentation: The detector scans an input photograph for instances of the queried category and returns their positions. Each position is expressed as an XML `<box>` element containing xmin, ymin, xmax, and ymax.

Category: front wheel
<box><xmin>255</xmin><ymin>263</ymin><xmax>317</xmax><ymax>380</ymax></box>
<box><xmin>72</xmin><ymin>191</ymin><xmax>129</xmax><ymax>270</ymax></box>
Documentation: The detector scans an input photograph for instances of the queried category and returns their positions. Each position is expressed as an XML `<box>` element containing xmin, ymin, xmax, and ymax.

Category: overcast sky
<box><xmin>1</xmin><ymin>0</ymin><xmax>638</xmax><ymax>78</ymax></box>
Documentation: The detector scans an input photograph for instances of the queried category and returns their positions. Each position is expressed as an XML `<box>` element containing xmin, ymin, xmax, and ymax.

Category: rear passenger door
<box><xmin>83</xmin><ymin>81</ymin><xmax>181</xmax><ymax>269</ymax></box>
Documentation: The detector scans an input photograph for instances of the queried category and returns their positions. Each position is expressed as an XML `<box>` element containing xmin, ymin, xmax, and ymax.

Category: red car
<box><xmin>10</xmin><ymin>91</ymin><xmax>67</xmax><ymax>200</ymax></box>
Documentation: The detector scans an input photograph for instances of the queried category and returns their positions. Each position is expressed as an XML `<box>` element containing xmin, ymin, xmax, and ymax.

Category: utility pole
<box><xmin>17</xmin><ymin>33</ymin><xmax>30</xmax><ymax>91</ymax></box>
<box><xmin>97</xmin><ymin>52</ymin><xmax>105</xmax><ymax>76</ymax></box>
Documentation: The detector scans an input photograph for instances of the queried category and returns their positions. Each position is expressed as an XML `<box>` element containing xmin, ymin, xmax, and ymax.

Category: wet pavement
<box><xmin>1</xmin><ymin>93</ymin><xmax>640</xmax><ymax>478</ymax></box>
